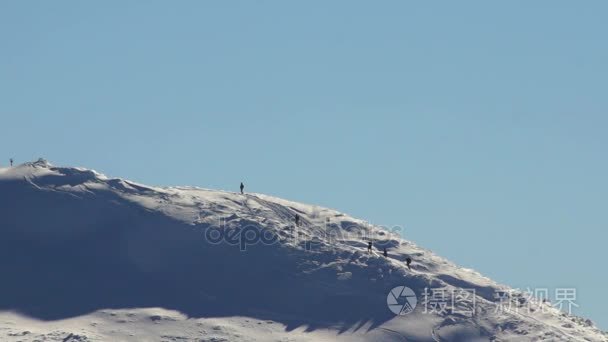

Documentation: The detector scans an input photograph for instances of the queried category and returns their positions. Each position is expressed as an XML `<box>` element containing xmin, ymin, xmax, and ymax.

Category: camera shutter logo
<box><xmin>387</xmin><ymin>286</ymin><xmax>417</xmax><ymax>315</ymax></box>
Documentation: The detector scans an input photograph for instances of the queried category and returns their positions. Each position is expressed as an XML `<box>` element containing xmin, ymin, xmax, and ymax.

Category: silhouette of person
<box><xmin>383</xmin><ymin>248</ymin><xmax>388</xmax><ymax>258</ymax></box>
<box><xmin>367</xmin><ymin>241</ymin><xmax>373</xmax><ymax>253</ymax></box>
<box><xmin>9</xmin><ymin>158</ymin><xmax>13</xmax><ymax>167</ymax></box>
<box><xmin>240</xmin><ymin>182</ymin><xmax>244</xmax><ymax>194</ymax></box>
<box><xmin>406</xmin><ymin>257</ymin><xmax>412</xmax><ymax>270</ymax></box>
<box><xmin>295</xmin><ymin>213</ymin><xmax>300</xmax><ymax>226</ymax></box>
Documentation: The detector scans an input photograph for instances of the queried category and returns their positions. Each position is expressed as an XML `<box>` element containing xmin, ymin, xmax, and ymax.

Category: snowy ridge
<box><xmin>0</xmin><ymin>160</ymin><xmax>605</xmax><ymax>341</ymax></box>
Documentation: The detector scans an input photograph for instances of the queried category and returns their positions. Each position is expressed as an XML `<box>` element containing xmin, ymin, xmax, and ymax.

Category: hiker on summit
<box><xmin>367</xmin><ymin>241</ymin><xmax>373</xmax><ymax>254</ymax></box>
<box><xmin>240</xmin><ymin>182</ymin><xmax>244</xmax><ymax>194</ymax></box>
<box><xmin>9</xmin><ymin>158</ymin><xmax>13</xmax><ymax>167</ymax></box>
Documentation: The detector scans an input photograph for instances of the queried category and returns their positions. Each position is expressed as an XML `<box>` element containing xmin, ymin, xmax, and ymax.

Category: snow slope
<box><xmin>0</xmin><ymin>159</ymin><xmax>605</xmax><ymax>342</ymax></box>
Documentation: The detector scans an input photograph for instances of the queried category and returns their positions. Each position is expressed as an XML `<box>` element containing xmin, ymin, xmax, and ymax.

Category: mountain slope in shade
<box><xmin>0</xmin><ymin>159</ymin><xmax>605</xmax><ymax>342</ymax></box>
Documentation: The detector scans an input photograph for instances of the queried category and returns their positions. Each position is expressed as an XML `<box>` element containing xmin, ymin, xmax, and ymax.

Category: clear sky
<box><xmin>1</xmin><ymin>0</ymin><xmax>606</xmax><ymax>329</ymax></box>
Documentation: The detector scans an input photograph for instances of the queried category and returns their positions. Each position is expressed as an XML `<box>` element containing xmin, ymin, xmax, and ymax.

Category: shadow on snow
<box><xmin>0</xmin><ymin>176</ymin><xmax>401</xmax><ymax>335</ymax></box>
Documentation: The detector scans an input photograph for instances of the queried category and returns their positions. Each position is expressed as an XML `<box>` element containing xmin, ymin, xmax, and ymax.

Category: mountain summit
<box><xmin>0</xmin><ymin>161</ymin><xmax>605</xmax><ymax>341</ymax></box>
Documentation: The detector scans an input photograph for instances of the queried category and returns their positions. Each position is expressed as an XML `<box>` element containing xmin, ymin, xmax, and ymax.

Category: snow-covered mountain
<box><xmin>0</xmin><ymin>159</ymin><xmax>605</xmax><ymax>342</ymax></box>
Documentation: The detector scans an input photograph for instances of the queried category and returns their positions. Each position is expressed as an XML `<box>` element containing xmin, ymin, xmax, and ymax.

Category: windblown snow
<box><xmin>0</xmin><ymin>159</ymin><xmax>605</xmax><ymax>342</ymax></box>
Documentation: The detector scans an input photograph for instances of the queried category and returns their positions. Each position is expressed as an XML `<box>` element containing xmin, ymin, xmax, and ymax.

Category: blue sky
<box><xmin>1</xmin><ymin>1</ymin><xmax>607</xmax><ymax>329</ymax></box>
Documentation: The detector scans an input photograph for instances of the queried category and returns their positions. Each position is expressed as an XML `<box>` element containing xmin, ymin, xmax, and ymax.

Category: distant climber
<box><xmin>406</xmin><ymin>257</ymin><xmax>412</xmax><ymax>270</ymax></box>
<box><xmin>9</xmin><ymin>158</ymin><xmax>13</xmax><ymax>167</ymax></box>
<box><xmin>295</xmin><ymin>213</ymin><xmax>300</xmax><ymax>226</ymax></box>
<box><xmin>367</xmin><ymin>241</ymin><xmax>373</xmax><ymax>254</ymax></box>
<box><xmin>383</xmin><ymin>248</ymin><xmax>388</xmax><ymax>258</ymax></box>
<box><xmin>240</xmin><ymin>182</ymin><xmax>244</xmax><ymax>194</ymax></box>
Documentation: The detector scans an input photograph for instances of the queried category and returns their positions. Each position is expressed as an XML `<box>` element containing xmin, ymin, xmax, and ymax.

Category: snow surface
<box><xmin>0</xmin><ymin>159</ymin><xmax>605</xmax><ymax>341</ymax></box>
